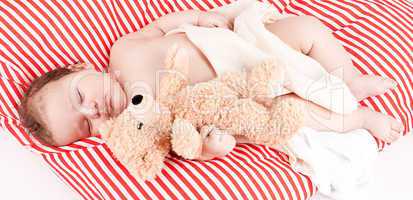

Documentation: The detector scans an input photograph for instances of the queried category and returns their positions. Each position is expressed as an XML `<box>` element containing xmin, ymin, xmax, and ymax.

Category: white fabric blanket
<box><xmin>167</xmin><ymin>0</ymin><xmax>378</xmax><ymax>198</ymax></box>
<box><xmin>167</xmin><ymin>0</ymin><xmax>358</xmax><ymax>114</ymax></box>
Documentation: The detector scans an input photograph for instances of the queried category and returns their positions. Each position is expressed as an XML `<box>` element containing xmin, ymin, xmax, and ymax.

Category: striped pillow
<box><xmin>0</xmin><ymin>0</ymin><xmax>411</xmax><ymax>199</ymax></box>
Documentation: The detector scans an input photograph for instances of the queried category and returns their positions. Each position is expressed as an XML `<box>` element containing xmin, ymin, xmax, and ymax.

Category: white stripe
<box><xmin>1</xmin><ymin>2</ymin><xmax>63</xmax><ymax>70</ymax></box>
<box><xmin>210</xmin><ymin>159</ymin><xmax>254</xmax><ymax>199</ymax></box>
<box><xmin>80</xmin><ymin>1</ymin><xmax>117</xmax><ymax>44</ymax></box>
<box><xmin>76</xmin><ymin>1</ymin><xmax>113</xmax><ymax>50</ymax></box>
<box><xmin>201</xmin><ymin>160</ymin><xmax>242</xmax><ymax>198</ymax></box>
<box><xmin>70</xmin><ymin>151</ymin><xmax>112</xmax><ymax>200</ymax></box>
<box><xmin>190</xmin><ymin>161</ymin><xmax>234</xmax><ymax>199</ymax></box>
<box><xmin>219</xmin><ymin>155</ymin><xmax>263</xmax><ymax>198</ymax></box>
<box><xmin>78</xmin><ymin>150</ymin><xmax>123</xmax><ymax>199</ymax></box>
<box><xmin>44</xmin><ymin>154</ymin><xmax>90</xmax><ymax>199</ymax></box>
<box><xmin>22</xmin><ymin>1</ymin><xmax>79</xmax><ymax>62</ymax></box>
<box><xmin>111</xmin><ymin>1</ymin><xmax>134</xmax><ymax>35</ymax></box>
<box><xmin>54</xmin><ymin>1</ymin><xmax>108</xmax><ymax>66</ymax></box>
<box><xmin>154</xmin><ymin>172</ymin><xmax>187</xmax><ymax>199</ymax></box>
<box><xmin>0</xmin><ymin>49</ymin><xmax>35</xmax><ymax>82</ymax></box>
<box><xmin>237</xmin><ymin>145</ymin><xmax>291</xmax><ymax>199</ymax></box>
<box><xmin>230</xmin><ymin>149</ymin><xmax>280</xmax><ymax>199</ymax></box>
<box><xmin>167</xmin><ymin>160</ymin><xmax>210</xmax><ymax>199</ymax></box>
<box><xmin>88</xmin><ymin>149</ymin><xmax>133</xmax><ymax>199</ymax></box>
<box><xmin>54</xmin><ymin>154</ymin><xmax>96</xmax><ymax>199</ymax></box>
<box><xmin>10</xmin><ymin>1</ymin><xmax>73</xmax><ymax>66</ymax></box>
<box><xmin>162</xmin><ymin>162</ymin><xmax>198</xmax><ymax>199</ymax></box>
<box><xmin>334</xmin><ymin>1</ymin><xmax>413</xmax><ymax>64</ymax></box>
<box><xmin>35</xmin><ymin>1</ymin><xmax>102</xmax><ymax>66</ymax></box>
<box><xmin>183</xmin><ymin>160</ymin><xmax>227</xmax><ymax>199</ymax></box>
<box><xmin>94</xmin><ymin>0</ymin><xmax>122</xmax><ymax>39</ymax></box>
<box><xmin>97</xmin><ymin>145</ymin><xmax>158</xmax><ymax>199</ymax></box>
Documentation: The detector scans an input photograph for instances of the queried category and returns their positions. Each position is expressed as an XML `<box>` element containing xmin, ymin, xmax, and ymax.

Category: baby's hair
<box><xmin>18</xmin><ymin>66</ymin><xmax>77</xmax><ymax>145</ymax></box>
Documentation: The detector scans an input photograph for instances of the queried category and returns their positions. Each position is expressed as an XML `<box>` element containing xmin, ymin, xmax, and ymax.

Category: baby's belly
<box><xmin>156</xmin><ymin>33</ymin><xmax>216</xmax><ymax>83</ymax></box>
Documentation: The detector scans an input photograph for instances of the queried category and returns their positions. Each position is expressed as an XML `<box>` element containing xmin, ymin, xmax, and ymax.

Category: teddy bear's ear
<box><xmin>164</xmin><ymin>44</ymin><xmax>189</xmax><ymax>75</ymax></box>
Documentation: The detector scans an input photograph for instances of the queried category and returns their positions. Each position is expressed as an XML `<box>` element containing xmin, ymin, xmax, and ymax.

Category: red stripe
<box><xmin>71</xmin><ymin>1</ymin><xmax>112</xmax><ymax>52</ymax></box>
<box><xmin>155</xmin><ymin>0</ymin><xmax>169</xmax><ymax>14</ymax></box>
<box><xmin>148</xmin><ymin>0</ymin><xmax>163</xmax><ymax>17</ymax></box>
<box><xmin>49</xmin><ymin>154</ymin><xmax>93</xmax><ymax>199</ymax></box>
<box><xmin>51</xmin><ymin>2</ymin><xmax>108</xmax><ymax>67</ymax></box>
<box><xmin>164</xmin><ymin>160</ymin><xmax>204</xmax><ymax>199</ymax></box>
<box><xmin>83</xmin><ymin>149</ymin><xmax>127</xmax><ymax>199</ymax></box>
<box><xmin>169</xmin><ymin>159</ymin><xmax>215</xmax><ymax>199</ymax></box>
<box><xmin>229</xmin><ymin>151</ymin><xmax>276</xmax><ymax>199</ymax></box>
<box><xmin>18</xmin><ymin>1</ymin><xmax>83</xmax><ymax>65</ymax></box>
<box><xmin>118</xmin><ymin>1</ymin><xmax>143</xmax><ymax>30</ymax></box>
<box><xmin>101</xmin><ymin>146</ymin><xmax>153</xmax><ymax>199</ymax></box>
<box><xmin>377</xmin><ymin>0</ymin><xmax>413</xmax><ymax>31</ymax></box>
<box><xmin>131</xmin><ymin>1</ymin><xmax>150</xmax><ymax>26</ymax></box>
<box><xmin>186</xmin><ymin>159</ymin><xmax>238</xmax><ymax>199</ymax></box>
<box><xmin>141</xmin><ymin>1</ymin><xmax>156</xmax><ymax>21</ymax></box>
<box><xmin>94</xmin><ymin>147</ymin><xmax>140</xmax><ymax>199</ymax></box>
<box><xmin>233</xmin><ymin>147</ymin><xmax>287</xmax><ymax>199</ymax></box>
<box><xmin>110</xmin><ymin>1</ymin><xmax>134</xmax><ymax>34</ymax></box>
<box><xmin>162</xmin><ymin>0</ymin><xmax>177</xmax><ymax>12</ymax></box>
<box><xmin>152</xmin><ymin>176</ymin><xmax>179</xmax><ymax>199</ymax></box>
<box><xmin>73</xmin><ymin>150</ymin><xmax>116</xmax><ymax>199</ymax></box>
<box><xmin>66</xmin><ymin>153</ymin><xmax>106</xmax><ymax>199</ymax></box>
<box><xmin>26</xmin><ymin>1</ymin><xmax>96</xmax><ymax>67</ymax></box>
<box><xmin>263</xmin><ymin>146</ymin><xmax>309</xmax><ymax>200</ymax></box>
<box><xmin>1</xmin><ymin>5</ymin><xmax>54</xmax><ymax>72</ymax></box>
<box><xmin>85</xmin><ymin>1</ymin><xmax>119</xmax><ymax>42</ymax></box>
<box><xmin>57</xmin><ymin>153</ymin><xmax>101</xmax><ymax>199</ymax></box>
<box><xmin>3</xmin><ymin>2</ymin><xmax>68</xmax><ymax>66</ymax></box>
<box><xmin>97</xmin><ymin>0</ymin><xmax>123</xmax><ymax>37</ymax></box>
<box><xmin>179</xmin><ymin>160</ymin><xmax>227</xmax><ymax>199</ymax></box>
<box><xmin>158</xmin><ymin>166</ymin><xmax>192</xmax><ymax>199</ymax></box>
<box><xmin>42</xmin><ymin>154</ymin><xmax>88</xmax><ymax>200</ymax></box>
<box><xmin>172</xmin><ymin>0</ymin><xmax>185</xmax><ymax>11</ymax></box>
<box><xmin>246</xmin><ymin>145</ymin><xmax>297</xmax><ymax>200</ymax></box>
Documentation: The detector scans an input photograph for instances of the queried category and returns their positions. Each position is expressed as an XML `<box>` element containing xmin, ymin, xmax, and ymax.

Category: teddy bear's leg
<box><xmin>171</xmin><ymin>119</ymin><xmax>203</xmax><ymax>160</ymax></box>
<box><xmin>198</xmin><ymin>126</ymin><xmax>237</xmax><ymax>160</ymax></box>
<box><xmin>268</xmin><ymin>94</ymin><xmax>304</xmax><ymax>145</ymax></box>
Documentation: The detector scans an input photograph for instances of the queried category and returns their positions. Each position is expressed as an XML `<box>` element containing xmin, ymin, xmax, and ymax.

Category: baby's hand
<box><xmin>198</xmin><ymin>11</ymin><xmax>232</xmax><ymax>29</ymax></box>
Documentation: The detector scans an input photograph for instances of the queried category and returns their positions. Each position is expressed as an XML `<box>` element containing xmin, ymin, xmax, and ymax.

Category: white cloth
<box><xmin>166</xmin><ymin>0</ymin><xmax>358</xmax><ymax>114</ymax></box>
<box><xmin>289</xmin><ymin>128</ymin><xmax>378</xmax><ymax>200</ymax></box>
<box><xmin>167</xmin><ymin>1</ymin><xmax>378</xmax><ymax>198</ymax></box>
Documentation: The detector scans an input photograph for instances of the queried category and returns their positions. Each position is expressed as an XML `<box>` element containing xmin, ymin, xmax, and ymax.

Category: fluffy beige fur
<box><xmin>100</xmin><ymin>47</ymin><xmax>304</xmax><ymax>180</ymax></box>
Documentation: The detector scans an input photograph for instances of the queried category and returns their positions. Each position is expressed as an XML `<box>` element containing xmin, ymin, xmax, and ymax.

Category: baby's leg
<box><xmin>288</xmin><ymin>94</ymin><xmax>403</xmax><ymax>142</ymax></box>
<box><xmin>265</xmin><ymin>16</ymin><xmax>397</xmax><ymax>101</ymax></box>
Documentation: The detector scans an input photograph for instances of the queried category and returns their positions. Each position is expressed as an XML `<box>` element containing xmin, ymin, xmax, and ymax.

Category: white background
<box><xmin>1</xmin><ymin>128</ymin><xmax>412</xmax><ymax>200</ymax></box>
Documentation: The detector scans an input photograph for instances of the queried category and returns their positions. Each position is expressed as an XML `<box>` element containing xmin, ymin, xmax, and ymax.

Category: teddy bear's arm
<box><xmin>158</xmin><ymin>45</ymin><xmax>190</xmax><ymax>106</ymax></box>
<box><xmin>247</xmin><ymin>58</ymin><xmax>285</xmax><ymax>100</ymax></box>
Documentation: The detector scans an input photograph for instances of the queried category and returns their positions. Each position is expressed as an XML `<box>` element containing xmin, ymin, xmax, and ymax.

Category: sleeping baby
<box><xmin>18</xmin><ymin>0</ymin><xmax>403</xmax><ymax>160</ymax></box>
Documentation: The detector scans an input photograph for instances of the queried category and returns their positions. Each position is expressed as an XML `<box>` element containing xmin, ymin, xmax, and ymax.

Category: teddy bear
<box><xmin>99</xmin><ymin>46</ymin><xmax>304</xmax><ymax>180</ymax></box>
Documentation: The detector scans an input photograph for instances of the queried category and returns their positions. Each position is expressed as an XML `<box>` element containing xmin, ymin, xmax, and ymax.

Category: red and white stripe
<box><xmin>1</xmin><ymin>0</ymin><xmax>411</xmax><ymax>199</ymax></box>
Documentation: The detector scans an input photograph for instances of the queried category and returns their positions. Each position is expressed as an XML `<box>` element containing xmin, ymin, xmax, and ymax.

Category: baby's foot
<box><xmin>348</xmin><ymin>75</ymin><xmax>397</xmax><ymax>101</ymax></box>
<box><xmin>361</xmin><ymin>108</ymin><xmax>404</xmax><ymax>143</ymax></box>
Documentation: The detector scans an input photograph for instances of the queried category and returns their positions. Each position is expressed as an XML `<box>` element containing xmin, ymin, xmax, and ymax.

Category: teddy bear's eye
<box><xmin>132</xmin><ymin>94</ymin><xmax>143</xmax><ymax>105</ymax></box>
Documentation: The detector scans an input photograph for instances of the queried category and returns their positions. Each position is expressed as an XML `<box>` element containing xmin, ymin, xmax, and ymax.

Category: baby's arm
<box><xmin>122</xmin><ymin>10</ymin><xmax>231</xmax><ymax>40</ymax></box>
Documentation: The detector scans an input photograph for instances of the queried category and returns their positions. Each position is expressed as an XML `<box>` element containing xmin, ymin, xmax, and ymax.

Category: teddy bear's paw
<box><xmin>171</xmin><ymin>119</ymin><xmax>203</xmax><ymax>160</ymax></box>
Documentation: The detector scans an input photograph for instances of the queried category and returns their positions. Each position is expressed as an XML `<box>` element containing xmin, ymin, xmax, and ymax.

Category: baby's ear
<box><xmin>164</xmin><ymin>44</ymin><xmax>189</xmax><ymax>75</ymax></box>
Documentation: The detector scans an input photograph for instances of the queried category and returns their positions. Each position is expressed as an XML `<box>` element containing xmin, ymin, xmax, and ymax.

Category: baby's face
<box><xmin>32</xmin><ymin>68</ymin><xmax>127</xmax><ymax>146</ymax></box>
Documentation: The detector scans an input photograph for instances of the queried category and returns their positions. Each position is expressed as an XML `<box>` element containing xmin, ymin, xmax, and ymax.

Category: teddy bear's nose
<box><xmin>137</xmin><ymin>122</ymin><xmax>144</xmax><ymax>130</ymax></box>
<box><xmin>132</xmin><ymin>94</ymin><xmax>143</xmax><ymax>105</ymax></box>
